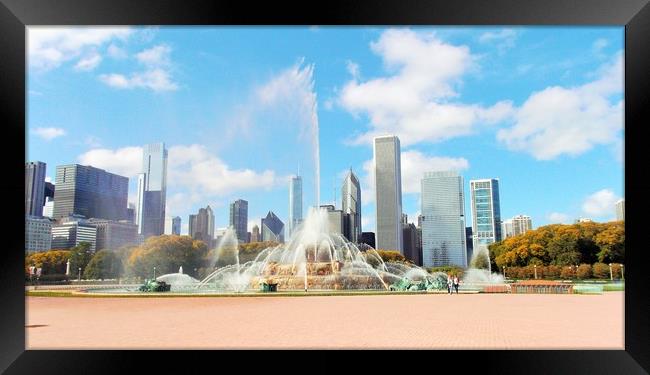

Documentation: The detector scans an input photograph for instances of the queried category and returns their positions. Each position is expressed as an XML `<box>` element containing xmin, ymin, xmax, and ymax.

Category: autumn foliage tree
<box><xmin>126</xmin><ymin>235</ymin><xmax>208</xmax><ymax>279</ymax></box>
<box><xmin>490</xmin><ymin>221</ymin><xmax>624</xmax><ymax>270</ymax></box>
<box><xmin>25</xmin><ymin>250</ymin><xmax>71</xmax><ymax>276</ymax></box>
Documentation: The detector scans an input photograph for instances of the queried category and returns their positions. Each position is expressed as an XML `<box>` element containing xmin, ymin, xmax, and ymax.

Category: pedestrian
<box><xmin>447</xmin><ymin>274</ymin><xmax>453</xmax><ymax>294</ymax></box>
<box><xmin>453</xmin><ymin>275</ymin><xmax>459</xmax><ymax>294</ymax></box>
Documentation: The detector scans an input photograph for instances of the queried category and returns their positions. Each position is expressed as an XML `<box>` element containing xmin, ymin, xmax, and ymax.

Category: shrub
<box><xmin>592</xmin><ymin>262</ymin><xmax>610</xmax><ymax>279</ymax></box>
<box><xmin>611</xmin><ymin>263</ymin><xmax>623</xmax><ymax>279</ymax></box>
<box><xmin>546</xmin><ymin>265</ymin><xmax>561</xmax><ymax>279</ymax></box>
<box><xmin>560</xmin><ymin>266</ymin><xmax>575</xmax><ymax>279</ymax></box>
<box><xmin>576</xmin><ymin>264</ymin><xmax>592</xmax><ymax>279</ymax></box>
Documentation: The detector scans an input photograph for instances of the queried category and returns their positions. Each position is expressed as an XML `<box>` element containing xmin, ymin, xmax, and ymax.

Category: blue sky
<box><xmin>27</xmin><ymin>26</ymin><xmax>624</xmax><ymax>234</ymax></box>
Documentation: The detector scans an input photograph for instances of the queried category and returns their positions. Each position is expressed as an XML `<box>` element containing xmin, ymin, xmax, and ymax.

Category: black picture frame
<box><xmin>1</xmin><ymin>0</ymin><xmax>648</xmax><ymax>373</ymax></box>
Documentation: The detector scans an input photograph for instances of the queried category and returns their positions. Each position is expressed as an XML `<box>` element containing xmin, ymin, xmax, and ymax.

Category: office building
<box><xmin>43</xmin><ymin>197</ymin><xmax>54</xmax><ymax>218</ymax></box>
<box><xmin>261</xmin><ymin>211</ymin><xmax>284</xmax><ymax>243</ymax></box>
<box><xmin>229</xmin><ymin>199</ymin><xmax>248</xmax><ymax>243</ymax></box>
<box><xmin>373</xmin><ymin>135</ymin><xmax>403</xmax><ymax>253</ymax></box>
<box><xmin>466</xmin><ymin>227</ymin><xmax>474</xmax><ymax>262</ymax></box>
<box><xmin>288</xmin><ymin>175</ymin><xmax>303</xmax><ymax>238</ymax></box>
<box><xmin>470</xmin><ymin>178</ymin><xmax>502</xmax><ymax>250</ymax></box>
<box><xmin>25</xmin><ymin>161</ymin><xmax>46</xmax><ymax>217</ymax></box>
<box><xmin>136</xmin><ymin>143</ymin><xmax>168</xmax><ymax>238</ymax></box>
<box><xmin>189</xmin><ymin>205</ymin><xmax>215</xmax><ymax>248</ymax></box>
<box><xmin>52</xmin><ymin>164</ymin><xmax>128</xmax><ymax>221</ymax></box>
<box><xmin>251</xmin><ymin>224</ymin><xmax>260</xmax><ymax>242</ymax></box>
<box><xmin>126</xmin><ymin>203</ymin><xmax>136</xmax><ymax>224</ymax></box>
<box><xmin>25</xmin><ymin>215</ymin><xmax>52</xmax><ymax>253</ymax></box>
<box><xmin>320</xmin><ymin>205</ymin><xmax>347</xmax><ymax>237</ymax></box>
<box><xmin>360</xmin><ymin>232</ymin><xmax>376</xmax><ymax>249</ymax></box>
<box><xmin>51</xmin><ymin>215</ymin><xmax>97</xmax><ymax>252</ymax></box>
<box><xmin>616</xmin><ymin>199</ymin><xmax>625</xmax><ymax>221</ymax></box>
<box><xmin>341</xmin><ymin>169</ymin><xmax>362</xmax><ymax>243</ymax></box>
<box><xmin>421</xmin><ymin>171</ymin><xmax>468</xmax><ymax>268</ymax></box>
<box><xmin>402</xmin><ymin>222</ymin><xmax>422</xmax><ymax>266</ymax></box>
<box><xmin>165</xmin><ymin>216</ymin><xmax>181</xmax><ymax>235</ymax></box>
<box><xmin>90</xmin><ymin>219</ymin><xmax>139</xmax><ymax>251</ymax></box>
<box><xmin>575</xmin><ymin>217</ymin><xmax>593</xmax><ymax>223</ymax></box>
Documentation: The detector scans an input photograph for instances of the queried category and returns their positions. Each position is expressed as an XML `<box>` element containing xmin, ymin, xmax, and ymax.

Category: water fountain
<box><xmin>192</xmin><ymin>207</ymin><xmax>431</xmax><ymax>293</ymax></box>
<box><xmin>461</xmin><ymin>244</ymin><xmax>508</xmax><ymax>293</ymax></box>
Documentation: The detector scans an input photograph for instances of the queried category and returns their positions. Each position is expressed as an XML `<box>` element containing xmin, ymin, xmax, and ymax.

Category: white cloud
<box><xmin>339</xmin><ymin>29</ymin><xmax>513</xmax><ymax>147</ymax></box>
<box><xmin>582</xmin><ymin>189</ymin><xmax>620</xmax><ymax>218</ymax></box>
<box><xmin>99</xmin><ymin>68</ymin><xmax>178</xmax><ymax>92</ymax></box>
<box><xmin>74</xmin><ymin>52</ymin><xmax>102</xmax><ymax>71</ymax></box>
<box><xmin>547</xmin><ymin>212</ymin><xmax>571</xmax><ymax>224</ymax></box>
<box><xmin>168</xmin><ymin>144</ymin><xmax>283</xmax><ymax>196</ymax></box>
<box><xmin>136</xmin><ymin>44</ymin><xmax>171</xmax><ymax>66</ymax></box>
<box><xmin>44</xmin><ymin>176</ymin><xmax>52</xmax><ymax>183</ymax></box>
<box><xmin>400</xmin><ymin>150</ymin><xmax>469</xmax><ymax>194</ymax></box>
<box><xmin>77</xmin><ymin>146</ymin><xmax>143</xmax><ymax>177</ymax></box>
<box><xmin>28</xmin><ymin>27</ymin><xmax>131</xmax><ymax>71</ymax></box>
<box><xmin>31</xmin><ymin>127</ymin><xmax>66</xmax><ymax>141</ymax></box>
<box><xmin>107</xmin><ymin>44</ymin><xmax>127</xmax><ymax>59</ymax></box>
<box><xmin>592</xmin><ymin>38</ymin><xmax>609</xmax><ymax>58</ymax></box>
<box><xmin>346</xmin><ymin>60</ymin><xmax>360</xmax><ymax>79</ymax></box>
<box><xmin>361</xmin><ymin>215</ymin><xmax>375</xmax><ymax>233</ymax></box>
<box><xmin>360</xmin><ymin>150</ymin><xmax>469</xmax><ymax>206</ymax></box>
<box><xmin>100</xmin><ymin>44</ymin><xmax>177</xmax><ymax>92</ymax></box>
<box><xmin>497</xmin><ymin>53</ymin><xmax>623</xmax><ymax>160</ymax></box>
<box><xmin>479</xmin><ymin>29</ymin><xmax>518</xmax><ymax>53</ymax></box>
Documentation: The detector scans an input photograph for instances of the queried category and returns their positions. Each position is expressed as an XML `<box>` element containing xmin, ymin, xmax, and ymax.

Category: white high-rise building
<box><xmin>136</xmin><ymin>143</ymin><xmax>168</xmax><ymax>238</ymax></box>
<box><xmin>373</xmin><ymin>135</ymin><xmax>403</xmax><ymax>253</ymax></box>
<box><xmin>616</xmin><ymin>199</ymin><xmax>625</xmax><ymax>221</ymax></box>
<box><xmin>421</xmin><ymin>171</ymin><xmax>467</xmax><ymax>268</ymax></box>
<box><xmin>502</xmin><ymin>215</ymin><xmax>533</xmax><ymax>238</ymax></box>
<box><xmin>288</xmin><ymin>175</ymin><xmax>303</xmax><ymax>238</ymax></box>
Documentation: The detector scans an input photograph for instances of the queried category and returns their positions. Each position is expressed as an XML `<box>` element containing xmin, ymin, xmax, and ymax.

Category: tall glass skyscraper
<box><xmin>136</xmin><ymin>143</ymin><xmax>168</xmax><ymax>238</ymax></box>
<box><xmin>25</xmin><ymin>161</ymin><xmax>46</xmax><ymax>217</ymax></box>
<box><xmin>373</xmin><ymin>135</ymin><xmax>403</xmax><ymax>253</ymax></box>
<box><xmin>229</xmin><ymin>199</ymin><xmax>248</xmax><ymax>243</ymax></box>
<box><xmin>470</xmin><ymin>178</ymin><xmax>502</xmax><ymax>250</ymax></box>
<box><xmin>190</xmin><ymin>205</ymin><xmax>215</xmax><ymax>247</ymax></box>
<box><xmin>288</xmin><ymin>176</ymin><xmax>302</xmax><ymax>238</ymax></box>
<box><xmin>421</xmin><ymin>171</ymin><xmax>467</xmax><ymax>268</ymax></box>
<box><xmin>52</xmin><ymin>164</ymin><xmax>128</xmax><ymax>221</ymax></box>
<box><xmin>341</xmin><ymin>169</ymin><xmax>361</xmax><ymax>243</ymax></box>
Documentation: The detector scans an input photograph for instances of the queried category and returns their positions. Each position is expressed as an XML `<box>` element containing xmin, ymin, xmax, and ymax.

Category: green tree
<box><xmin>68</xmin><ymin>242</ymin><xmax>93</xmax><ymax>277</ymax></box>
<box><xmin>84</xmin><ymin>250</ymin><xmax>123</xmax><ymax>279</ymax></box>
<box><xmin>470</xmin><ymin>251</ymin><xmax>490</xmax><ymax>270</ymax></box>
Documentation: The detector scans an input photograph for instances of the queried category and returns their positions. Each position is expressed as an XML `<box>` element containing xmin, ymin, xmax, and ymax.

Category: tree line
<box><xmin>489</xmin><ymin>221</ymin><xmax>624</xmax><ymax>270</ymax></box>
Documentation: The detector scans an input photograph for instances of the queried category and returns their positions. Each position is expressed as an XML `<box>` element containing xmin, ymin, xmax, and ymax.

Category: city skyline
<box><xmin>27</xmin><ymin>27</ymin><xmax>624</xmax><ymax>234</ymax></box>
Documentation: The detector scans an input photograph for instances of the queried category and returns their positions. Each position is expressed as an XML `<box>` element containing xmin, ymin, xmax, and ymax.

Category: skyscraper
<box><xmin>320</xmin><ymin>204</ymin><xmax>347</xmax><ymax>236</ymax></box>
<box><xmin>421</xmin><ymin>171</ymin><xmax>468</xmax><ymax>268</ymax></box>
<box><xmin>52</xmin><ymin>164</ymin><xmax>128</xmax><ymax>221</ymax></box>
<box><xmin>373</xmin><ymin>135</ymin><xmax>403</xmax><ymax>253</ymax></box>
<box><xmin>25</xmin><ymin>161</ymin><xmax>46</xmax><ymax>217</ymax></box>
<box><xmin>341</xmin><ymin>169</ymin><xmax>362</xmax><ymax>243</ymax></box>
<box><xmin>189</xmin><ymin>206</ymin><xmax>215</xmax><ymax>247</ymax></box>
<box><xmin>25</xmin><ymin>215</ymin><xmax>52</xmax><ymax>253</ymax></box>
<box><xmin>229</xmin><ymin>199</ymin><xmax>248</xmax><ymax>243</ymax></box>
<box><xmin>502</xmin><ymin>215</ymin><xmax>533</xmax><ymax>238</ymax></box>
<box><xmin>470</xmin><ymin>178</ymin><xmax>502</xmax><ymax>251</ymax></box>
<box><xmin>261</xmin><ymin>211</ymin><xmax>284</xmax><ymax>243</ymax></box>
<box><xmin>616</xmin><ymin>199</ymin><xmax>625</xmax><ymax>221</ymax></box>
<box><xmin>51</xmin><ymin>216</ymin><xmax>97</xmax><ymax>252</ymax></box>
<box><xmin>251</xmin><ymin>224</ymin><xmax>260</xmax><ymax>242</ymax></box>
<box><xmin>164</xmin><ymin>216</ymin><xmax>181</xmax><ymax>235</ymax></box>
<box><xmin>136</xmin><ymin>143</ymin><xmax>168</xmax><ymax>238</ymax></box>
<box><xmin>288</xmin><ymin>175</ymin><xmax>303</xmax><ymax>238</ymax></box>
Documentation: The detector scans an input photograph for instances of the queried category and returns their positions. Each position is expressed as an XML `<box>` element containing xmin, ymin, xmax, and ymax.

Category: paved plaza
<box><xmin>26</xmin><ymin>292</ymin><xmax>624</xmax><ymax>349</ymax></box>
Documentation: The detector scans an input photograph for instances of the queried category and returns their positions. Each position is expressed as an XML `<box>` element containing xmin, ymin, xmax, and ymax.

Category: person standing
<box><xmin>453</xmin><ymin>275</ymin><xmax>460</xmax><ymax>294</ymax></box>
<box><xmin>447</xmin><ymin>274</ymin><xmax>453</xmax><ymax>294</ymax></box>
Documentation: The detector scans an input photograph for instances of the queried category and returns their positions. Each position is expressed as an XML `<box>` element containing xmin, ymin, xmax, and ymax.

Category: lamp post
<box><xmin>534</xmin><ymin>264</ymin><xmax>537</xmax><ymax>280</ymax></box>
<box><xmin>621</xmin><ymin>264</ymin><xmax>624</xmax><ymax>280</ymax></box>
<box><xmin>503</xmin><ymin>266</ymin><xmax>506</xmax><ymax>279</ymax></box>
<box><xmin>153</xmin><ymin>266</ymin><xmax>157</xmax><ymax>279</ymax></box>
<box><xmin>609</xmin><ymin>263</ymin><xmax>613</xmax><ymax>280</ymax></box>
<box><xmin>78</xmin><ymin>267</ymin><xmax>81</xmax><ymax>282</ymax></box>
